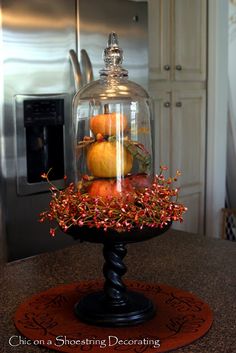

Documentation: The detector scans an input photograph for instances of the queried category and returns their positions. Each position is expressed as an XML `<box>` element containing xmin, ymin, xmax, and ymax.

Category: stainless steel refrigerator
<box><xmin>0</xmin><ymin>0</ymin><xmax>148</xmax><ymax>261</ymax></box>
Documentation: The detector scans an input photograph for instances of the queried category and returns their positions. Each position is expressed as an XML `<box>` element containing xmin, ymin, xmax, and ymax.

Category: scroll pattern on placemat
<box><xmin>13</xmin><ymin>281</ymin><xmax>213</xmax><ymax>352</ymax></box>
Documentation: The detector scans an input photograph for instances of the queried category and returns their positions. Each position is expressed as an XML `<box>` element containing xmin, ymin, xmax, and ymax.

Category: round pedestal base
<box><xmin>74</xmin><ymin>290</ymin><xmax>155</xmax><ymax>327</ymax></box>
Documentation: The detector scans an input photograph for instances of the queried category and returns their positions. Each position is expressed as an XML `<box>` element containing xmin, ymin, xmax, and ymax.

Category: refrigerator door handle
<box><xmin>69</xmin><ymin>49</ymin><xmax>83</xmax><ymax>91</ymax></box>
<box><xmin>81</xmin><ymin>49</ymin><xmax>94</xmax><ymax>85</ymax></box>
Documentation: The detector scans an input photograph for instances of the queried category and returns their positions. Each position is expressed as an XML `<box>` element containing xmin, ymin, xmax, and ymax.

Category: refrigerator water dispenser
<box><xmin>24</xmin><ymin>99</ymin><xmax>64</xmax><ymax>183</ymax></box>
<box><xmin>15</xmin><ymin>94</ymin><xmax>70</xmax><ymax>195</ymax></box>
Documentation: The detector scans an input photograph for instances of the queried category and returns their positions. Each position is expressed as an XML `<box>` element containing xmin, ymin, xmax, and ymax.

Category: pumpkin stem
<box><xmin>104</xmin><ymin>104</ymin><xmax>109</xmax><ymax>114</ymax></box>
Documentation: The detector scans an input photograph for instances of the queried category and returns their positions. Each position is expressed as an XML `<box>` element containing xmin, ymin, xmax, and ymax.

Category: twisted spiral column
<box><xmin>103</xmin><ymin>241</ymin><xmax>128</xmax><ymax>307</ymax></box>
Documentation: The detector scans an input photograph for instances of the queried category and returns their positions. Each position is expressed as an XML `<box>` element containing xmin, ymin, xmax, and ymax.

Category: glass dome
<box><xmin>72</xmin><ymin>32</ymin><xmax>153</xmax><ymax>197</ymax></box>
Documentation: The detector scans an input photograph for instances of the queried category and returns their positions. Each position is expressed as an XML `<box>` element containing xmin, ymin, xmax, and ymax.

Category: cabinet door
<box><xmin>152</xmin><ymin>91</ymin><xmax>172</xmax><ymax>172</ymax></box>
<box><xmin>148</xmin><ymin>0</ymin><xmax>171</xmax><ymax>81</ymax></box>
<box><xmin>173</xmin><ymin>0</ymin><xmax>206</xmax><ymax>81</ymax></box>
<box><xmin>171</xmin><ymin>90</ymin><xmax>206</xmax><ymax>233</ymax></box>
<box><xmin>151</xmin><ymin>89</ymin><xmax>206</xmax><ymax>233</ymax></box>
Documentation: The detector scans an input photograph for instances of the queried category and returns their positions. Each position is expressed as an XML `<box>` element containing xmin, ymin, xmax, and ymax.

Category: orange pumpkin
<box><xmin>87</xmin><ymin>179</ymin><xmax>134</xmax><ymax>198</ymax></box>
<box><xmin>90</xmin><ymin>112</ymin><xmax>128</xmax><ymax>136</ymax></box>
<box><xmin>87</xmin><ymin>175</ymin><xmax>151</xmax><ymax>199</ymax></box>
<box><xmin>87</xmin><ymin>141</ymin><xmax>133</xmax><ymax>178</ymax></box>
<box><xmin>88</xmin><ymin>179</ymin><xmax>118</xmax><ymax>198</ymax></box>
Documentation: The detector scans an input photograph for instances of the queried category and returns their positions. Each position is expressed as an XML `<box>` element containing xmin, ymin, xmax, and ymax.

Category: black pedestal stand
<box><xmin>68</xmin><ymin>224</ymin><xmax>171</xmax><ymax>327</ymax></box>
<box><xmin>74</xmin><ymin>241</ymin><xmax>155</xmax><ymax>326</ymax></box>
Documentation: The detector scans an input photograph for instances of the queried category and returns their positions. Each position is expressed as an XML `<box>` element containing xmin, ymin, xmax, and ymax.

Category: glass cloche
<box><xmin>41</xmin><ymin>33</ymin><xmax>186</xmax><ymax>238</ymax></box>
<box><xmin>72</xmin><ymin>32</ymin><xmax>153</xmax><ymax>197</ymax></box>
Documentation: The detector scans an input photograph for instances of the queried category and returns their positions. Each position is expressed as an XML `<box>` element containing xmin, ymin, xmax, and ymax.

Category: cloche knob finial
<box><xmin>103</xmin><ymin>32</ymin><xmax>123</xmax><ymax>66</ymax></box>
<box><xmin>100</xmin><ymin>32</ymin><xmax>128</xmax><ymax>77</ymax></box>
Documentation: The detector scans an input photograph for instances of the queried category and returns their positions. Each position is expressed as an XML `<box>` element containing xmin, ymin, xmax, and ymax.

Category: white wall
<box><xmin>206</xmin><ymin>0</ymin><xmax>228</xmax><ymax>238</ymax></box>
<box><xmin>229</xmin><ymin>1</ymin><xmax>236</xmax><ymax>120</ymax></box>
<box><xmin>227</xmin><ymin>0</ymin><xmax>236</xmax><ymax>208</ymax></box>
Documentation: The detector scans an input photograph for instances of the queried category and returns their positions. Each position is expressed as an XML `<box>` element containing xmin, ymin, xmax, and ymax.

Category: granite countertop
<box><xmin>1</xmin><ymin>229</ymin><xmax>236</xmax><ymax>353</ymax></box>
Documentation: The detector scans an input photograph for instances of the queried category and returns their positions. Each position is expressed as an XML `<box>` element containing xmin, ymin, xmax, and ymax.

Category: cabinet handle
<box><xmin>164</xmin><ymin>65</ymin><xmax>170</xmax><ymax>71</ymax></box>
<box><xmin>176</xmin><ymin>102</ymin><xmax>182</xmax><ymax>107</ymax></box>
<box><xmin>164</xmin><ymin>102</ymin><xmax>171</xmax><ymax>108</ymax></box>
<box><xmin>175</xmin><ymin>65</ymin><xmax>182</xmax><ymax>71</ymax></box>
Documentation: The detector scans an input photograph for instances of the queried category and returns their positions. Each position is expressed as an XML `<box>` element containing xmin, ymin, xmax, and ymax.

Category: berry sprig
<box><xmin>39</xmin><ymin>166</ymin><xmax>187</xmax><ymax>237</ymax></box>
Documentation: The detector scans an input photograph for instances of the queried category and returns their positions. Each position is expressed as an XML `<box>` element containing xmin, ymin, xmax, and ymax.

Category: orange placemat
<box><xmin>14</xmin><ymin>280</ymin><xmax>213</xmax><ymax>352</ymax></box>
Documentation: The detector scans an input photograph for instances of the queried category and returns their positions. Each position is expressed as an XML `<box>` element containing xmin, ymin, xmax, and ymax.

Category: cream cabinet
<box><xmin>149</xmin><ymin>0</ymin><xmax>207</xmax><ymax>82</ymax></box>
<box><xmin>148</xmin><ymin>0</ymin><xmax>207</xmax><ymax>234</ymax></box>
<box><xmin>153</xmin><ymin>90</ymin><xmax>206</xmax><ymax>234</ymax></box>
